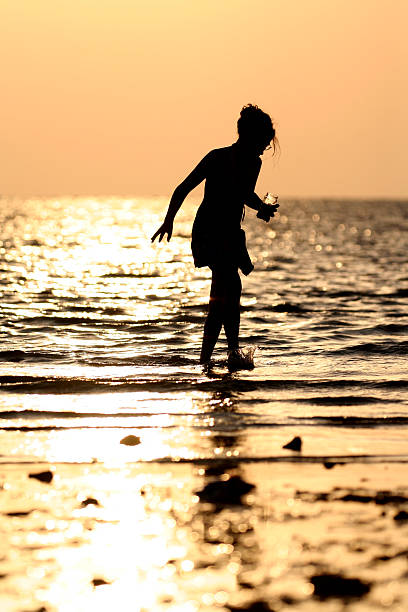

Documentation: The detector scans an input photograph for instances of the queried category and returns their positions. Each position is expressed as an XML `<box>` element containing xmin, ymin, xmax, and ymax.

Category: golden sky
<box><xmin>1</xmin><ymin>0</ymin><xmax>407</xmax><ymax>198</ymax></box>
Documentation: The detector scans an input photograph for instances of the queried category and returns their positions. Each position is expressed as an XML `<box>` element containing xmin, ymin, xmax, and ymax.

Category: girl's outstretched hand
<box><xmin>151</xmin><ymin>219</ymin><xmax>173</xmax><ymax>243</ymax></box>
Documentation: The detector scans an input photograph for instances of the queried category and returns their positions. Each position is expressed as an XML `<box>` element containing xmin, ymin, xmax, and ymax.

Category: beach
<box><xmin>2</xmin><ymin>461</ymin><xmax>408</xmax><ymax>611</ymax></box>
<box><xmin>1</xmin><ymin>196</ymin><xmax>408</xmax><ymax>610</ymax></box>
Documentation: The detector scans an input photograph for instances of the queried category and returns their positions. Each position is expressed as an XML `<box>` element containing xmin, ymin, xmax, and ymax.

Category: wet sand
<box><xmin>1</xmin><ymin>460</ymin><xmax>408</xmax><ymax>611</ymax></box>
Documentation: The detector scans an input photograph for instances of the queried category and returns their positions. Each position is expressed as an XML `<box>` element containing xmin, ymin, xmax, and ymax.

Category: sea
<box><xmin>1</xmin><ymin>195</ymin><xmax>408</xmax><ymax>466</ymax></box>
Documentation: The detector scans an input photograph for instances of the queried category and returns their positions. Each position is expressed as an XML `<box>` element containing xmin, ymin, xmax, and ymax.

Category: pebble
<box><xmin>80</xmin><ymin>497</ymin><xmax>100</xmax><ymax>507</ymax></box>
<box><xmin>28</xmin><ymin>470</ymin><xmax>53</xmax><ymax>483</ymax></box>
<box><xmin>120</xmin><ymin>435</ymin><xmax>141</xmax><ymax>446</ymax></box>
<box><xmin>92</xmin><ymin>578</ymin><xmax>110</xmax><ymax>587</ymax></box>
<box><xmin>394</xmin><ymin>510</ymin><xmax>408</xmax><ymax>522</ymax></box>
<box><xmin>311</xmin><ymin>573</ymin><xmax>370</xmax><ymax>599</ymax></box>
<box><xmin>196</xmin><ymin>475</ymin><xmax>255</xmax><ymax>505</ymax></box>
<box><xmin>282</xmin><ymin>436</ymin><xmax>302</xmax><ymax>451</ymax></box>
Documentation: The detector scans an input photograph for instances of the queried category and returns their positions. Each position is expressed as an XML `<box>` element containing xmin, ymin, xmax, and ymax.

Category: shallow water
<box><xmin>1</xmin><ymin>197</ymin><xmax>408</xmax><ymax>611</ymax></box>
<box><xmin>1</xmin><ymin>196</ymin><xmax>408</xmax><ymax>464</ymax></box>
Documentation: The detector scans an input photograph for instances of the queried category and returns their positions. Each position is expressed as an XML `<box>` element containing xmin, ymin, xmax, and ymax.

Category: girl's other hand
<box><xmin>256</xmin><ymin>202</ymin><xmax>279</xmax><ymax>222</ymax></box>
<box><xmin>151</xmin><ymin>219</ymin><xmax>173</xmax><ymax>242</ymax></box>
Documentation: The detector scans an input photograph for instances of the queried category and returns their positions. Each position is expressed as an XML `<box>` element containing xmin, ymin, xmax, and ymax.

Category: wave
<box><xmin>2</xmin><ymin>374</ymin><xmax>408</xmax><ymax>394</ymax></box>
<box><xmin>102</xmin><ymin>271</ymin><xmax>162</xmax><ymax>278</ymax></box>
<box><xmin>18</xmin><ymin>315</ymin><xmax>137</xmax><ymax>326</ymax></box>
<box><xmin>1</xmin><ymin>454</ymin><xmax>407</xmax><ymax>466</ymax></box>
<box><xmin>0</xmin><ymin>349</ymin><xmax>198</xmax><ymax>366</ymax></box>
<box><xmin>304</xmin><ymin>415</ymin><xmax>408</xmax><ymax>426</ymax></box>
<box><xmin>269</xmin><ymin>302</ymin><xmax>308</xmax><ymax>313</ymax></box>
<box><xmin>0</xmin><ymin>409</ymin><xmax>153</xmax><ymax>419</ymax></box>
<box><xmin>0</xmin><ymin>349</ymin><xmax>68</xmax><ymax>363</ymax></box>
<box><xmin>334</xmin><ymin>341</ymin><xmax>408</xmax><ymax>355</ymax></box>
<box><xmin>363</xmin><ymin>323</ymin><xmax>408</xmax><ymax>334</ymax></box>
<box><xmin>83</xmin><ymin>354</ymin><xmax>195</xmax><ymax>367</ymax></box>
<box><xmin>2</xmin><ymin>411</ymin><xmax>407</xmax><ymax>431</ymax></box>
<box><xmin>291</xmin><ymin>395</ymin><xmax>397</xmax><ymax>405</ymax></box>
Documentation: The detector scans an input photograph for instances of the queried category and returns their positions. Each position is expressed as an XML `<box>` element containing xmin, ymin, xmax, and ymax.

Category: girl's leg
<box><xmin>199</xmin><ymin>266</ymin><xmax>241</xmax><ymax>364</ymax></box>
<box><xmin>199</xmin><ymin>268</ymin><xmax>227</xmax><ymax>364</ymax></box>
<box><xmin>223</xmin><ymin>268</ymin><xmax>241</xmax><ymax>351</ymax></box>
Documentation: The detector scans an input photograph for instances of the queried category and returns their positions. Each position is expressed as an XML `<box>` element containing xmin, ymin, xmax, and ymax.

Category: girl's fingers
<box><xmin>152</xmin><ymin>225</ymin><xmax>165</xmax><ymax>242</ymax></box>
<box><xmin>152</xmin><ymin>224</ymin><xmax>172</xmax><ymax>243</ymax></box>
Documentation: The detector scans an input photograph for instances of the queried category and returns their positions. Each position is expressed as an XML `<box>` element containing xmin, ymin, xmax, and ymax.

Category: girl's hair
<box><xmin>237</xmin><ymin>104</ymin><xmax>278</xmax><ymax>154</ymax></box>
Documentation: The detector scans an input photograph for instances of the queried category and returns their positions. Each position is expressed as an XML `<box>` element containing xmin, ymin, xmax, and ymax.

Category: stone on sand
<box><xmin>282</xmin><ymin>436</ymin><xmax>302</xmax><ymax>451</ymax></box>
<box><xmin>28</xmin><ymin>470</ymin><xmax>53</xmax><ymax>483</ymax></box>
<box><xmin>120</xmin><ymin>434</ymin><xmax>141</xmax><ymax>446</ymax></box>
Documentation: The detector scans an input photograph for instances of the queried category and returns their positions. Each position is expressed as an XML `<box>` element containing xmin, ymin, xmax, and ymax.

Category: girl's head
<box><xmin>237</xmin><ymin>104</ymin><xmax>278</xmax><ymax>156</ymax></box>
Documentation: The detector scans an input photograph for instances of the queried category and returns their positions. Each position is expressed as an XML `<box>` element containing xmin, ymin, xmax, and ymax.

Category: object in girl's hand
<box><xmin>256</xmin><ymin>192</ymin><xmax>279</xmax><ymax>222</ymax></box>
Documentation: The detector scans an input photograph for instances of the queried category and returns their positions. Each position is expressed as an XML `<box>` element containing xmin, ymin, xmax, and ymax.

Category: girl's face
<box><xmin>238</xmin><ymin>133</ymin><xmax>271</xmax><ymax>157</ymax></box>
<box><xmin>257</xmin><ymin>138</ymin><xmax>272</xmax><ymax>156</ymax></box>
<box><xmin>247</xmin><ymin>137</ymin><xmax>271</xmax><ymax>157</ymax></box>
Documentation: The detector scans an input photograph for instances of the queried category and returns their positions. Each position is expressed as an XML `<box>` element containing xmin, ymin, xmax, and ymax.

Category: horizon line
<box><xmin>1</xmin><ymin>194</ymin><xmax>407</xmax><ymax>202</ymax></box>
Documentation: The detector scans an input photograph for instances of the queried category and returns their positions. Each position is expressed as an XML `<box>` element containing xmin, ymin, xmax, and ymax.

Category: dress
<box><xmin>190</xmin><ymin>145</ymin><xmax>260</xmax><ymax>276</ymax></box>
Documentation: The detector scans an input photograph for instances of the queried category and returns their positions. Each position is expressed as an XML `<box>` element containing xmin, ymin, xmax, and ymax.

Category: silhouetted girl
<box><xmin>152</xmin><ymin>104</ymin><xmax>279</xmax><ymax>369</ymax></box>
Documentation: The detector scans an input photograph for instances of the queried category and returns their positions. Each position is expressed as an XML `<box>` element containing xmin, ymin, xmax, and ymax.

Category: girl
<box><xmin>151</xmin><ymin>104</ymin><xmax>279</xmax><ymax>369</ymax></box>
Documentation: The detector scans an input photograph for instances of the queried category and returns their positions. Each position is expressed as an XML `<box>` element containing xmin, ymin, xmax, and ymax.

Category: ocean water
<box><xmin>1</xmin><ymin>196</ymin><xmax>408</xmax><ymax>465</ymax></box>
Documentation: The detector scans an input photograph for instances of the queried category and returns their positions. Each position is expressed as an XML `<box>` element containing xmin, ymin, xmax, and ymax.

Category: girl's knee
<box><xmin>211</xmin><ymin>267</ymin><xmax>241</xmax><ymax>304</ymax></box>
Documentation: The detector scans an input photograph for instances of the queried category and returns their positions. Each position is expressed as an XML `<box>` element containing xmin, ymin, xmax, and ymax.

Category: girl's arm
<box><xmin>151</xmin><ymin>152</ymin><xmax>212</xmax><ymax>242</ymax></box>
<box><xmin>243</xmin><ymin>158</ymin><xmax>263</xmax><ymax>211</ymax></box>
<box><xmin>244</xmin><ymin>158</ymin><xmax>279</xmax><ymax>220</ymax></box>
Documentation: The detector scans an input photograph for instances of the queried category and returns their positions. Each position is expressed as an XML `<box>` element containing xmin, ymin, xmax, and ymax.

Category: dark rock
<box><xmin>323</xmin><ymin>461</ymin><xmax>344</xmax><ymax>469</ymax></box>
<box><xmin>375</xmin><ymin>492</ymin><xmax>408</xmax><ymax>505</ymax></box>
<box><xmin>311</xmin><ymin>573</ymin><xmax>370</xmax><ymax>599</ymax></box>
<box><xmin>394</xmin><ymin>510</ymin><xmax>408</xmax><ymax>522</ymax></box>
<box><xmin>283</xmin><ymin>436</ymin><xmax>302</xmax><ymax>451</ymax></box>
<box><xmin>80</xmin><ymin>497</ymin><xmax>100</xmax><ymax>508</ymax></box>
<box><xmin>92</xmin><ymin>577</ymin><xmax>110</xmax><ymax>587</ymax></box>
<box><xmin>340</xmin><ymin>494</ymin><xmax>373</xmax><ymax>504</ymax></box>
<box><xmin>28</xmin><ymin>470</ymin><xmax>53</xmax><ymax>484</ymax></box>
<box><xmin>120</xmin><ymin>434</ymin><xmax>141</xmax><ymax>446</ymax></box>
<box><xmin>6</xmin><ymin>510</ymin><xmax>32</xmax><ymax>517</ymax></box>
<box><xmin>196</xmin><ymin>475</ymin><xmax>255</xmax><ymax>505</ymax></box>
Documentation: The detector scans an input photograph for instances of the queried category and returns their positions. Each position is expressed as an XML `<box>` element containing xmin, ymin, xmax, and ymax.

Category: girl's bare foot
<box><xmin>227</xmin><ymin>348</ymin><xmax>255</xmax><ymax>371</ymax></box>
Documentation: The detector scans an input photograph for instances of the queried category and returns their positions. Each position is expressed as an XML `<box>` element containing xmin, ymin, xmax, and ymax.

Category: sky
<box><xmin>1</xmin><ymin>0</ymin><xmax>407</xmax><ymax>198</ymax></box>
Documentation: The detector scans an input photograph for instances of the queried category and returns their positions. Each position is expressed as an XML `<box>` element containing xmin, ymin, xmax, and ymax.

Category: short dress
<box><xmin>190</xmin><ymin>146</ymin><xmax>260</xmax><ymax>276</ymax></box>
<box><xmin>191</xmin><ymin>206</ymin><xmax>253</xmax><ymax>275</ymax></box>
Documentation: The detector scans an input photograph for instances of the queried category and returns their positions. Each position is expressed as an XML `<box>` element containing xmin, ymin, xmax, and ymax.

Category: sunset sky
<box><xmin>1</xmin><ymin>0</ymin><xmax>407</xmax><ymax>198</ymax></box>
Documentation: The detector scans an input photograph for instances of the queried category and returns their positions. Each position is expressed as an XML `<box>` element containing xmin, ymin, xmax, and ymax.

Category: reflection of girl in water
<box><xmin>152</xmin><ymin>104</ymin><xmax>279</xmax><ymax>369</ymax></box>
